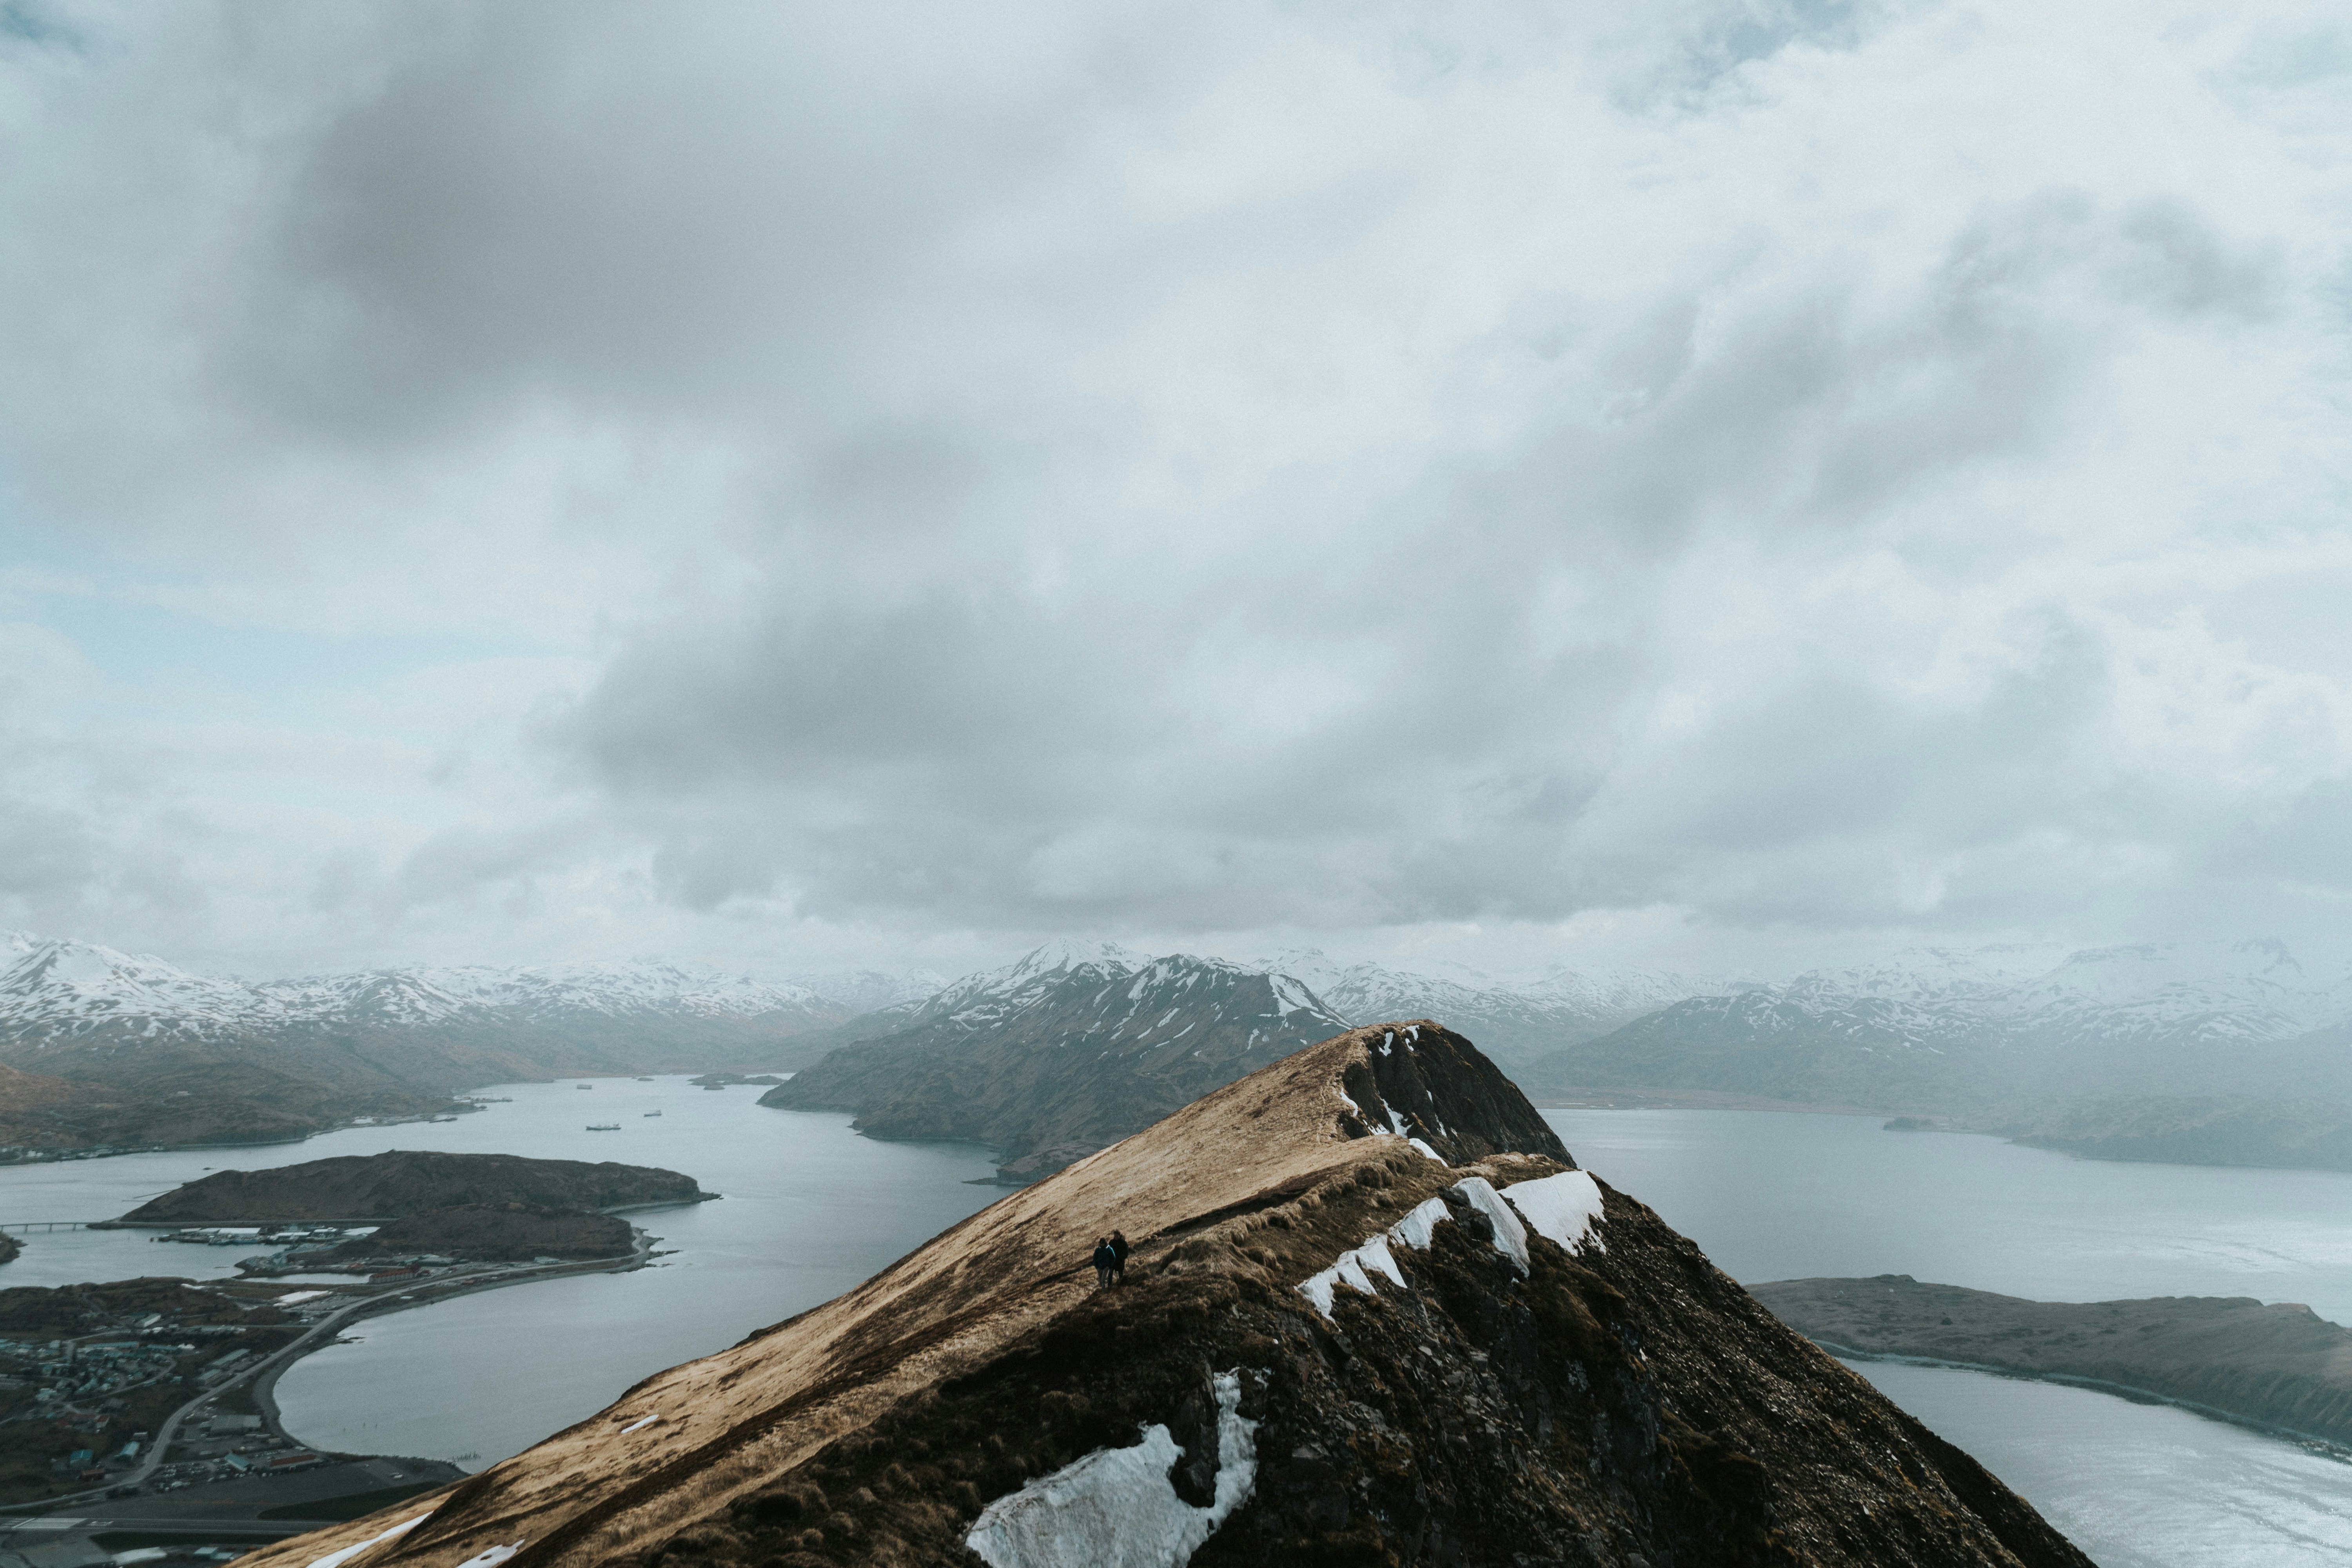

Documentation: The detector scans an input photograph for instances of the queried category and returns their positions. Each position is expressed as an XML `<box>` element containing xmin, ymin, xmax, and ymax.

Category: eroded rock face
<box><xmin>249</xmin><ymin>1025</ymin><xmax>2090</xmax><ymax>1568</ymax></box>
<box><xmin>1334</xmin><ymin>1020</ymin><xmax>1572</xmax><ymax>1167</ymax></box>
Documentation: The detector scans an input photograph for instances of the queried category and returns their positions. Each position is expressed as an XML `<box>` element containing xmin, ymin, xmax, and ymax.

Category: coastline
<box><xmin>247</xmin><ymin>1227</ymin><xmax>664</xmax><ymax>1449</ymax></box>
<box><xmin>1755</xmin><ymin>1274</ymin><xmax>2352</xmax><ymax>1456</ymax></box>
<box><xmin>0</xmin><ymin>1227</ymin><xmax>664</xmax><ymax>1517</ymax></box>
<box><xmin>1820</xmin><ymin>1341</ymin><xmax>2352</xmax><ymax>1458</ymax></box>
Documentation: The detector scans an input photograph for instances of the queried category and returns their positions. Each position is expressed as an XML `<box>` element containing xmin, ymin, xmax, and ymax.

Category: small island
<box><xmin>118</xmin><ymin>1149</ymin><xmax>712</xmax><ymax>1225</ymax></box>
<box><xmin>1754</xmin><ymin>1274</ymin><xmax>2352</xmax><ymax>1446</ymax></box>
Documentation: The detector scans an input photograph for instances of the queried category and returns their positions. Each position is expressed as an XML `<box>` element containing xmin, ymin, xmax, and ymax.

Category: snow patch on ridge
<box><xmin>1386</xmin><ymin>1194</ymin><xmax>1451</xmax><ymax>1250</ymax></box>
<box><xmin>1450</xmin><ymin>1177</ymin><xmax>1530</xmax><ymax>1274</ymax></box>
<box><xmin>303</xmin><ymin>1512</ymin><xmax>432</xmax><ymax>1568</ymax></box>
<box><xmin>1501</xmin><ymin>1171</ymin><xmax>1608</xmax><ymax>1255</ymax></box>
<box><xmin>1299</xmin><ymin>1180</ymin><xmax>1535</xmax><ymax>1320</ymax></box>
<box><xmin>965</xmin><ymin>1370</ymin><xmax>1258</xmax><ymax>1568</ymax></box>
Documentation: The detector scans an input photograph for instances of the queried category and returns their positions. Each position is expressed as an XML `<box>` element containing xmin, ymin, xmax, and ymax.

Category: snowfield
<box><xmin>965</xmin><ymin>1370</ymin><xmax>1259</xmax><ymax>1568</ymax></box>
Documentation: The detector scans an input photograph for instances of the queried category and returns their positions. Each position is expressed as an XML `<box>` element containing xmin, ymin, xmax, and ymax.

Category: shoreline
<box><xmin>0</xmin><ymin>1230</ymin><xmax>664</xmax><ymax>1516</ymax></box>
<box><xmin>247</xmin><ymin>1229</ymin><xmax>663</xmax><ymax>1455</ymax></box>
<box><xmin>0</xmin><ymin>1107</ymin><xmax>485</xmax><ymax>1171</ymax></box>
<box><xmin>0</xmin><ymin>1068</ymin><xmax>784</xmax><ymax>1170</ymax></box>
<box><xmin>1820</xmin><ymin>1340</ymin><xmax>2352</xmax><ymax>1459</ymax></box>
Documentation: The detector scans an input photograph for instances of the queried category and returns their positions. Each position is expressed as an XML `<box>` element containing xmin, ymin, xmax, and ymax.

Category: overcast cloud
<box><xmin>0</xmin><ymin>0</ymin><xmax>2347</xmax><ymax>979</ymax></box>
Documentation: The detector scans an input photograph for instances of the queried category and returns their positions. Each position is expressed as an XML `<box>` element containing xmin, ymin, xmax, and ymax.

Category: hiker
<box><xmin>1092</xmin><ymin>1236</ymin><xmax>1116</xmax><ymax>1289</ymax></box>
<box><xmin>1109</xmin><ymin>1229</ymin><xmax>1131</xmax><ymax>1285</ymax></box>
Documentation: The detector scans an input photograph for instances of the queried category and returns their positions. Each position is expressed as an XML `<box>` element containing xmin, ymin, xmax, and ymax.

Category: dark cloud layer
<box><xmin>0</xmin><ymin>0</ymin><xmax>2347</xmax><ymax>972</ymax></box>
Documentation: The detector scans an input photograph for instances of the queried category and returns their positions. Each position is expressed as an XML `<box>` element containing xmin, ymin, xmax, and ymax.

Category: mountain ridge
<box><xmin>245</xmin><ymin>1021</ymin><xmax>2091</xmax><ymax>1568</ymax></box>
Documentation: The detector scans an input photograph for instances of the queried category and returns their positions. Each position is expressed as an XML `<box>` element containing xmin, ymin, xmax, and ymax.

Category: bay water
<box><xmin>0</xmin><ymin>1086</ymin><xmax>2346</xmax><ymax>1561</ymax></box>
<box><xmin>0</xmin><ymin>1077</ymin><xmax>998</xmax><ymax>1466</ymax></box>
<box><xmin>1543</xmin><ymin>1108</ymin><xmax>2352</xmax><ymax>1568</ymax></box>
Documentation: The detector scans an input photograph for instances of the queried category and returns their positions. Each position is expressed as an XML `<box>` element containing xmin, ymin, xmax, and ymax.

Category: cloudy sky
<box><xmin>0</xmin><ymin>0</ymin><xmax>2347</xmax><ymax>981</ymax></box>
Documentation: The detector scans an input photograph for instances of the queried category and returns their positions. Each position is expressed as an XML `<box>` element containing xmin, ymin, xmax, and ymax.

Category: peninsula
<box><xmin>1753</xmin><ymin>1274</ymin><xmax>2352</xmax><ymax>1446</ymax></box>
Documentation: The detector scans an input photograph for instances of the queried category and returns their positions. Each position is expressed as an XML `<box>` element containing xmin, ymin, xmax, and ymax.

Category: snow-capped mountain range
<box><xmin>0</xmin><ymin>931</ymin><xmax>865</xmax><ymax>1050</ymax></box>
<box><xmin>13</xmin><ymin>927</ymin><xmax>2346</xmax><ymax>1104</ymax></box>
<box><xmin>827</xmin><ymin>939</ymin><xmax>1336</xmax><ymax>1043</ymax></box>
<box><xmin>1255</xmin><ymin>948</ymin><xmax>1726</xmax><ymax>1063</ymax></box>
<box><xmin>1729</xmin><ymin>939</ymin><xmax>2352</xmax><ymax>1052</ymax></box>
<box><xmin>1519</xmin><ymin>938</ymin><xmax>2352</xmax><ymax>1131</ymax></box>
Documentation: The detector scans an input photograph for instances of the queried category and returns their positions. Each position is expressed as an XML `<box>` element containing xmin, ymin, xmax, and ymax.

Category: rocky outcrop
<box><xmin>1756</xmin><ymin>1273</ymin><xmax>2352</xmax><ymax>1445</ymax></box>
<box><xmin>119</xmin><ymin>1151</ymin><xmax>710</xmax><ymax>1224</ymax></box>
<box><xmin>248</xmin><ymin>1023</ymin><xmax>2089</xmax><ymax>1568</ymax></box>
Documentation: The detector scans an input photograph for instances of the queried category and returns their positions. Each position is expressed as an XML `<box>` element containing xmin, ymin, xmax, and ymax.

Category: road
<box><xmin>0</xmin><ymin>1515</ymin><xmax>310</xmax><ymax>1541</ymax></box>
<box><xmin>0</xmin><ymin>1238</ymin><xmax>657</xmax><ymax>1515</ymax></box>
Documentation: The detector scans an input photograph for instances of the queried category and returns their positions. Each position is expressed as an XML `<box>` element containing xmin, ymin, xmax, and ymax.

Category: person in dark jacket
<box><xmin>1109</xmin><ymin>1230</ymin><xmax>1131</xmax><ymax>1284</ymax></box>
<box><xmin>1091</xmin><ymin>1237</ymin><xmax>1116</xmax><ymax>1289</ymax></box>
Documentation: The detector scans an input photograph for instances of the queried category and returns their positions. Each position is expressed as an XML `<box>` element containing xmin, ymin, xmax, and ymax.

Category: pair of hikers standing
<box><xmin>1091</xmin><ymin>1230</ymin><xmax>1129</xmax><ymax>1287</ymax></box>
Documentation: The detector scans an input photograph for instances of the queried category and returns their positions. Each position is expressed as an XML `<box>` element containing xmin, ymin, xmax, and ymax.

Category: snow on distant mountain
<box><xmin>1254</xmin><ymin>949</ymin><xmax>1723</xmax><ymax>1063</ymax></box>
<box><xmin>1752</xmin><ymin>940</ymin><xmax>2352</xmax><ymax>1049</ymax></box>
<box><xmin>768</xmin><ymin>943</ymin><xmax>1352</xmax><ymax>1180</ymax></box>
<box><xmin>1521</xmin><ymin>938</ymin><xmax>2352</xmax><ymax>1120</ymax></box>
<box><xmin>807</xmin><ymin>939</ymin><xmax>1151</xmax><ymax>1047</ymax></box>
<box><xmin>1</xmin><ymin>937</ymin><xmax>301</xmax><ymax>1043</ymax></box>
<box><xmin>0</xmin><ymin>935</ymin><xmax>875</xmax><ymax>1050</ymax></box>
<box><xmin>785</xmin><ymin>967</ymin><xmax>953</xmax><ymax>1015</ymax></box>
<box><xmin>2000</xmin><ymin>940</ymin><xmax>2352</xmax><ymax>1045</ymax></box>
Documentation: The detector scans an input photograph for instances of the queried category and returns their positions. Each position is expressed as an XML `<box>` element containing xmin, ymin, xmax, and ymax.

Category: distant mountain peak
<box><xmin>998</xmin><ymin>938</ymin><xmax>1148</xmax><ymax>983</ymax></box>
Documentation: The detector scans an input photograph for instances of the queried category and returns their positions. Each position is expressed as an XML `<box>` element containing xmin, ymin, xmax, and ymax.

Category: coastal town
<box><xmin>0</xmin><ymin>1151</ymin><xmax>705</xmax><ymax>1566</ymax></box>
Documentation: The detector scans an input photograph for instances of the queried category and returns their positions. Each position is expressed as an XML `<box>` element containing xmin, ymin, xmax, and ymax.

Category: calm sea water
<box><xmin>0</xmin><ymin>1078</ymin><xmax>999</xmax><ymax>1466</ymax></box>
<box><xmin>0</xmin><ymin>1089</ymin><xmax>2344</xmax><ymax>1562</ymax></box>
<box><xmin>1543</xmin><ymin>1109</ymin><xmax>2352</xmax><ymax>1568</ymax></box>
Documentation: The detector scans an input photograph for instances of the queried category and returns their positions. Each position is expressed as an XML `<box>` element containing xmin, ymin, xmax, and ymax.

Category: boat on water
<box><xmin>643</xmin><ymin>1110</ymin><xmax>663</xmax><ymax>1117</ymax></box>
<box><xmin>634</xmin><ymin>1076</ymin><xmax>654</xmax><ymax>1082</ymax></box>
<box><xmin>586</xmin><ymin>1123</ymin><xmax>621</xmax><ymax>1131</ymax></box>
